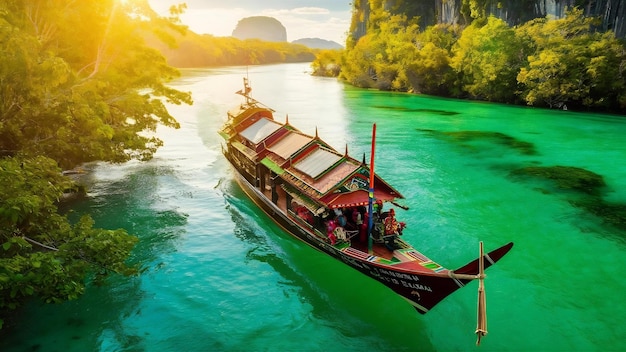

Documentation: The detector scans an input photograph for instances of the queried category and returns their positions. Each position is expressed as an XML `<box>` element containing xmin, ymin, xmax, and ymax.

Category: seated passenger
<box><xmin>383</xmin><ymin>208</ymin><xmax>405</xmax><ymax>250</ymax></box>
<box><xmin>384</xmin><ymin>208</ymin><xmax>399</xmax><ymax>236</ymax></box>
<box><xmin>326</xmin><ymin>219</ymin><xmax>337</xmax><ymax>245</ymax></box>
<box><xmin>334</xmin><ymin>208</ymin><xmax>347</xmax><ymax>227</ymax></box>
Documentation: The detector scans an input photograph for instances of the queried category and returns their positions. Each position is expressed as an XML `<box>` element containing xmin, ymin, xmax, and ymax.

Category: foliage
<box><xmin>0</xmin><ymin>156</ymin><xmax>138</xmax><ymax>328</ymax></box>
<box><xmin>516</xmin><ymin>8</ymin><xmax>626</xmax><ymax>109</ymax></box>
<box><xmin>0</xmin><ymin>0</ymin><xmax>191</xmax><ymax>328</ymax></box>
<box><xmin>341</xmin><ymin>11</ymin><xmax>422</xmax><ymax>90</ymax></box>
<box><xmin>311</xmin><ymin>50</ymin><xmax>343</xmax><ymax>77</ymax></box>
<box><xmin>337</xmin><ymin>2</ymin><xmax>626</xmax><ymax>113</ymax></box>
<box><xmin>340</xmin><ymin>7</ymin><xmax>459</xmax><ymax>94</ymax></box>
<box><xmin>148</xmin><ymin>31</ymin><xmax>317</xmax><ymax>68</ymax></box>
<box><xmin>340</xmin><ymin>33</ymin><xmax>380</xmax><ymax>88</ymax></box>
<box><xmin>405</xmin><ymin>25</ymin><xmax>458</xmax><ymax>95</ymax></box>
<box><xmin>0</xmin><ymin>0</ymin><xmax>193</xmax><ymax>169</ymax></box>
<box><xmin>450</xmin><ymin>16</ymin><xmax>522</xmax><ymax>101</ymax></box>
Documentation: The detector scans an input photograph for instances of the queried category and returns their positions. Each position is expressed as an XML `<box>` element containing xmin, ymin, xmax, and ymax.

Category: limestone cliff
<box><xmin>350</xmin><ymin>0</ymin><xmax>625</xmax><ymax>43</ymax></box>
<box><xmin>232</xmin><ymin>16</ymin><xmax>287</xmax><ymax>42</ymax></box>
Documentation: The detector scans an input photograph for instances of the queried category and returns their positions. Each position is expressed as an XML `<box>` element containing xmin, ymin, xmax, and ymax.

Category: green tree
<box><xmin>341</xmin><ymin>11</ymin><xmax>420</xmax><ymax>91</ymax></box>
<box><xmin>0</xmin><ymin>157</ymin><xmax>138</xmax><ymax>310</ymax></box>
<box><xmin>405</xmin><ymin>24</ymin><xmax>459</xmax><ymax>95</ymax></box>
<box><xmin>340</xmin><ymin>33</ymin><xmax>380</xmax><ymax>88</ymax></box>
<box><xmin>450</xmin><ymin>16</ymin><xmax>522</xmax><ymax>101</ymax></box>
<box><xmin>0</xmin><ymin>0</ymin><xmax>192</xmax><ymax>169</ymax></box>
<box><xmin>312</xmin><ymin>49</ymin><xmax>343</xmax><ymax>77</ymax></box>
<box><xmin>147</xmin><ymin>31</ymin><xmax>316</xmax><ymax>68</ymax></box>
<box><xmin>517</xmin><ymin>8</ymin><xmax>626</xmax><ymax>110</ymax></box>
<box><xmin>0</xmin><ymin>0</ymin><xmax>192</xmax><ymax>329</ymax></box>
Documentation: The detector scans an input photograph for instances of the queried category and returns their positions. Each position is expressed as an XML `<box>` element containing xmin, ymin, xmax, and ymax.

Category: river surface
<box><xmin>2</xmin><ymin>63</ymin><xmax>626</xmax><ymax>351</ymax></box>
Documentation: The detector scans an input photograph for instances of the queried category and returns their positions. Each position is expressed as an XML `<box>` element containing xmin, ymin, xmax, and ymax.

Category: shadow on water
<box><xmin>219</xmin><ymin>178</ymin><xmax>435</xmax><ymax>351</ymax></box>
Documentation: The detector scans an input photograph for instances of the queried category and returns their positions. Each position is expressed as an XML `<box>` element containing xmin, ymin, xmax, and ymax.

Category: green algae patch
<box><xmin>418</xmin><ymin>129</ymin><xmax>537</xmax><ymax>155</ymax></box>
<box><xmin>510</xmin><ymin>165</ymin><xmax>626</xmax><ymax>231</ymax></box>
<box><xmin>374</xmin><ymin>106</ymin><xmax>460</xmax><ymax>115</ymax></box>
<box><xmin>510</xmin><ymin>166</ymin><xmax>606</xmax><ymax>196</ymax></box>
<box><xmin>444</xmin><ymin>131</ymin><xmax>537</xmax><ymax>155</ymax></box>
<box><xmin>573</xmin><ymin>200</ymin><xmax>626</xmax><ymax>231</ymax></box>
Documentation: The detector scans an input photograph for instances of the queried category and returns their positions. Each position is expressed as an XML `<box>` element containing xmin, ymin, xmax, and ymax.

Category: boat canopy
<box><xmin>240</xmin><ymin>117</ymin><xmax>282</xmax><ymax>144</ymax></box>
<box><xmin>293</xmin><ymin>147</ymin><xmax>342</xmax><ymax>179</ymax></box>
<box><xmin>266</xmin><ymin>131</ymin><xmax>312</xmax><ymax>159</ymax></box>
<box><xmin>231</xmin><ymin>106</ymin><xmax>405</xmax><ymax>210</ymax></box>
<box><xmin>321</xmin><ymin>188</ymin><xmax>399</xmax><ymax>209</ymax></box>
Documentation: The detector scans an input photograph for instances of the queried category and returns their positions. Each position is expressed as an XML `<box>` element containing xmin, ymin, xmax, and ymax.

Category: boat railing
<box><xmin>334</xmin><ymin>227</ymin><xmax>358</xmax><ymax>243</ymax></box>
<box><xmin>287</xmin><ymin>208</ymin><xmax>316</xmax><ymax>231</ymax></box>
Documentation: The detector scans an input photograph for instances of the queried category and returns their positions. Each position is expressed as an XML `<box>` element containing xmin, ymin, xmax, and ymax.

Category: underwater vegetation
<box><xmin>417</xmin><ymin>129</ymin><xmax>537</xmax><ymax>155</ymax></box>
<box><xmin>419</xmin><ymin>128</ymin><xmax>626</xmax><ymax>233</ymax></box>
<box><xmin>374</xmin><ymin>106</ymin><xmax>460</xmax><ymax>116</ymax></box>
<box><xmin>510</xmin><ymin>166</ymin><xmax>606</xmax><ymax>196</ymax></box>
<box><xmin>510</xmin><ymin>166</ymin><xmax>626</xmax><ymax>232</ymax></box>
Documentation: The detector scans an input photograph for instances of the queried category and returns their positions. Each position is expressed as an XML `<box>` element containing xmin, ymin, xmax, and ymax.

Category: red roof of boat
<box><xmin>321</xmin><ymin>189</ymin><xmax>398</xmax><ymax>208</ymax></box>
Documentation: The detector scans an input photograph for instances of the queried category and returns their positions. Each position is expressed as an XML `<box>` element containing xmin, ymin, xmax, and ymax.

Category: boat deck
<box><xmin>261</xmin><ymin>185</ymin><xmax>445</xmax><ymax>273</ymax></box>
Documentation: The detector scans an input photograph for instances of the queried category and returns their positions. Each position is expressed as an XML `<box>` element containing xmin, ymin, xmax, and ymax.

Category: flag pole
<box><xmin>367</xmin><ymin>123</ymin><xmax>376</xmax><ymax>254</ymax></box>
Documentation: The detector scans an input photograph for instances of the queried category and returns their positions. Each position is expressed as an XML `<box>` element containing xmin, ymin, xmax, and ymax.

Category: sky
<box><xmin>148</xmin><ymin>0</ymin><xmax>352</xmax><ymax>44</ymax></box>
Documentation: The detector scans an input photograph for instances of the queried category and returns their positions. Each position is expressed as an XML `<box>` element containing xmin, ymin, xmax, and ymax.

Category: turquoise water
<box><xmin>2</xmin><ymin>63</ymin><xmax>626</xmax><ymax>351</ymax></box>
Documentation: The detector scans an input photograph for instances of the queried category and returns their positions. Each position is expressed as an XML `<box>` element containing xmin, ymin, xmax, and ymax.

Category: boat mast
<box><xmin>367</xmin><ymin>124</ymin><xmax>376</xmax><ymax>254</ymax></box>
<box><xmin>242</xmin><ymin>76</ymin><xmax>252</xmax><ymax>105</ymax></box>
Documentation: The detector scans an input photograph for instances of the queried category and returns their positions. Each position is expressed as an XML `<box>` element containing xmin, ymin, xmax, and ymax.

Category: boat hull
<box><xmin>226</xmin><ymin>157</ymin><xmax>513</xmax><ymax>313</ymax></box>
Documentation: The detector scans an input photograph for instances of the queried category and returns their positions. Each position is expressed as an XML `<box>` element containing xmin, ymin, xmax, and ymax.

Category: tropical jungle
<box><xmin>313</xmin><ymin>0</ymin><xmax>626</xmax><ymax>113</ymax></box>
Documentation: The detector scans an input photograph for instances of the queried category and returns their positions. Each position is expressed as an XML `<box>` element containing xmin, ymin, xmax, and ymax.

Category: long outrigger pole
<box><xmin>476</xmin><ymin>241</ymin><xmax>487</xmax><ymax>345</ymax></box>
<box><xmin>367</xmin><ymin>124</ymin><xmax>377</xmax><ymax>254</ymax></box>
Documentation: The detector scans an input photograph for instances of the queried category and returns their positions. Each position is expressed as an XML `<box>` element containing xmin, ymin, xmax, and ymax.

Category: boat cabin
<box><xmin>221</xmin><ymin>99</ymin><xmax>406</xmax><ymax>255</ymax></box>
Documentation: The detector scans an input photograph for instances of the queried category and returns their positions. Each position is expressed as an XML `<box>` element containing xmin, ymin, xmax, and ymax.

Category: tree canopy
<box><xmin>147</xmin><ymin>30</ymin><xmax>317</xmax><ymax>68</ymax></box>
<box><xmin>325</xmin><ymin>5</ymin><xmax>626</xmax><ymax>113</ymax></box>
<box><xmin>0</xmin><ymin>0</ymin><xmax>192</xmax><ymax>329</ymax></box>
<box><xmin>0</xmin><ymin>0</ymin><xmax>192</xmax><ymax>169</ymax></box>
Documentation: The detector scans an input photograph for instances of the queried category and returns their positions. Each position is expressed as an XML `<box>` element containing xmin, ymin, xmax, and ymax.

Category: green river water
<box><xmin>2</xmin><ymin>63</ymin><xmax>626</xmax><ymax>351</ymax></box>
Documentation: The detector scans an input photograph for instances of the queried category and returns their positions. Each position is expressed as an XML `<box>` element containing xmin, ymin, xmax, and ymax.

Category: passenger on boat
<box><xmin>326</xmin><ymin>219</ymin><xmax>337</xmax><ymax>245</ymax></box>
<box><xmin>350</xmin><ymin>207</ymin><xmax>365</xmax><ymax>242</ymax></box>
<box><xmin>334</xmin><ymin>208</ymin><xmax>347</xmax><ymax>227</ymax></box>
<box><xmin>383</xmin><ymin>208</ymin><xmax>405</xmax><ymax>250</ymax></box>
<box><xmin>296</xmin><ymin>206</ymin><xmax>312</xmax><ymax>224</ymax></box>
<box><xmin>374</xmin><ymin>199</ymin><xmax>383</xmax><ymax>217</ymax></box>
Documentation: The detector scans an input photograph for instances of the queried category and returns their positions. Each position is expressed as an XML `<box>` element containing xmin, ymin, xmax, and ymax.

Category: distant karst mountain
<box><xmin>232</xmin><ymin>16</ymin><xmax>287</xmax><ymax>42</ymax></box>
<box><xmin>292</xmin><ymin>38</ymin><xmax>343</xmax><ymax>50</ymax></box>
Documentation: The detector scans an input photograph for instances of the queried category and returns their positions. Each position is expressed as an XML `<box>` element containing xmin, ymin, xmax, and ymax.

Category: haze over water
<box><xmin>3</xmin><ymin>63</ymin><xmax>626</xmax><ymax>351</ymax></box>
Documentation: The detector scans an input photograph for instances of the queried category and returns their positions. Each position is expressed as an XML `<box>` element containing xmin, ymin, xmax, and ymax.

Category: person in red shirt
<box><xmin>384</xmin><ymin>208</ymin><xmax>399</xmax><ymax>236</ymax></box>
<box><xmin>326</xmin><ymin>219</ymin><xmax>337</xmax><ymax>245</ymax></box>
<box><xmin>383</xmin><ymin>208</ymin><xmax>405</xmax><ymax>250</ymax></box>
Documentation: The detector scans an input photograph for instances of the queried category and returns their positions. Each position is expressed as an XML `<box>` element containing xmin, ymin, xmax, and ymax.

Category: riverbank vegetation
<box><xmin>147</xmin><ymin>30</ymin><xmax>316</xmax><ymax>68</ymax></box>
<box><xmin>313</xmin><ymin>7</ymin><xmax>626</xmax><ymax>113</ymax></box>
<box><xmin>0</xmin><ymin>1</ymin><xmax>192</xmax><ymax>330</ymax></box>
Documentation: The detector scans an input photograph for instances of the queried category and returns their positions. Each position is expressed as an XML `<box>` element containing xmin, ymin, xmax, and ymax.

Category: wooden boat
<box><xmin>219</xmin><ymin>77</ymin><xmax>513</xmax><ymax>343</ymax></box>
